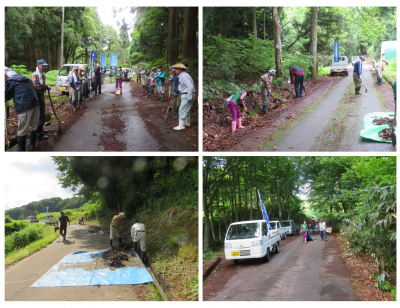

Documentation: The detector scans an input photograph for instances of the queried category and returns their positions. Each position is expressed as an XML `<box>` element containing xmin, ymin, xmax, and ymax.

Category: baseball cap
<box><xmin>37</xmin><ymin>59</ymin><xmax>48</xmax><ymax>66</ymax></box>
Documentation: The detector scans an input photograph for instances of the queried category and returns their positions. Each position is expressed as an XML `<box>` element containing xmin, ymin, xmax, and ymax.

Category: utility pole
<box><xmin>60</xmin><ymin>6</ymin><xmax>64</xmax><ymax>65</ymax></box>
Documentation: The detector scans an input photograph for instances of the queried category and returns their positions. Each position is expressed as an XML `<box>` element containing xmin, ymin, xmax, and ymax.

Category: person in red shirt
<box><xmin>310</xmin><ymin>217</ymin><xmax>317</xmax><ymax>235</ymax></box>
<box><xmin>59</xmin><ymin>211</ymin><xmax>70</xmax><ymax>241</ymax></box>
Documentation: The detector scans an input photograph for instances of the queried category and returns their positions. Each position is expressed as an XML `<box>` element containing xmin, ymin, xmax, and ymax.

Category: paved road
<box><xmin>206</xmin><ymin>233</ymin><xmax>357</xmax><ymax>301</ymax></box>
<box><xmin>267</xmin><ymin>64</ymin><xmax>395</xmax><ymax>152</ymax></box>
<box><xmin>5</xmin><ymin>225</ymin><xmax>139</xmax><ymax>301</ymax></box>
<box><xmin>53</xmin><ymin>82</ymin><xmax>189</xmax><ymax>151</ymax></box>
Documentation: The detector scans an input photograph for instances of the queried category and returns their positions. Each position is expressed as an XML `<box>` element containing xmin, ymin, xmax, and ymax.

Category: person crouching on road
<box><xmin>59</xmin><ymin>211</ymin><xmax>70</xmax><ymax>241</ymax></box>
<box><xmin>154</xmin><ymin>66</ymin><xmax>166</xmax><ymax>101</ymax></box>
<box><xmin>116</xmin><ymin>66</ymin><xmax>123</xmax><ymax>94</ymax></box>
<box><xmin>375</xmin><ymin>60</ymin><xmax>388</xmax><ymax>85</ymax></box>
<box><xmin>172</xmin><ymin>63</ymin><xmax>195</xmax><ymax>130</ymax></box>
<box><xmin>228</xmin><ymin>90</ymin><xmax>250</xmax><ymax>132</ymax></box>
<box><xmin>94</xmin><ymin>61</ymin><xmax>102</xmax><ymax>96</ymax></box>
<box><xmin>131</xmin><ymin>219</ymin><xmax>147</xmax><ymax>262</ymax></box>
<box><xmin>69</xmin><ymin>67</ymin><xmax>81</xmax><ymax>111</ymax></box>
<box><xmin>31</xmin><ymin>59</ymin><xmax>50</xmax><ymax>141</ymax></box>
<box><xmin>353</xmin><ymin>56</ymin><xmax>367</xmax><ymax>95</ymax></box>
<box><xmin>145</xmin><ymin>69</ymin><xmax>150</xmax><ymax>93</ymax></box>
<box><xmin>5</xmin><ymin>68</ymin><xmax>40</xmax><ymax>151</ymax></box>
<box><xmin>288</xmin><ymin>66</ymin><xmax>305</xmax><ymax>98</ymax></box>
<box><xmin>301</xmin><ymin>220</ymin><xmax>308</xmax><ymax>243</ymax></box>
<box><xmin>150</xmin><ymin>67</ymin><xmax>156</xmax><ymax>96</ymax></box>
<box><xmin>260</xmin><ymin>68</ymin><xmax>275</xmax><ymax>113</ymax></box>
<box><xmin>110</xmin><ymin>212</ymin><xmax>126</xmax><ymax>249</ymax></box>
<box><xmin>319</xmin><ymin>219</ymin><xmax>327</xmax><ymax>241</ymax></box>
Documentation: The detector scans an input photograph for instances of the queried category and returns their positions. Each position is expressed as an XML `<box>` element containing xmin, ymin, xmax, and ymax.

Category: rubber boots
<box><xmin>14</xmin><ymin>136</ymin><xmax>26</xmax><ymax>151</ymax></box>
<box><xmin>174</xmin><ymin>119</ymin><xmax>186</xmax><ymax>130</ymax></box>
<box><xmin>132</xmin><ymin>241</ymin><xmax>137</xmax><ymax>253</ymax></box>
<box><xmin>156</xmin><ymin>93</ymin><xmax>161</xmax><ymax>100</ymax></box>
<box><xmin>185</xmin><ymin>115</ymin><xmax>190</xmax><ymax>127</ymax></box>
<box><xmin>141</xmin><ymin>251</ymin><xmax>147</xmax><ymax>263</ymax></box>
<box><xmin>172</xmin><ymin>108</ymin><xmax>179</xmax><ymax>119</ymax></box>
<box><xmin>237</xmin><ymin>118</ymin><xmax>245</xmax><ymax>129</ymax></box>
<box><xmin>379</xmin><ymin>78</ymin><xmax>383</xmax><ymax>85</ymax></box>
<box><xmin>293</xmin><ymin>90</ymin><xmax>299</xmax><ymax>99</ymax></box>
<box><xmin>118</xmin><ymin>237</ymin><xmax>124</xmax><ymax>247</ymax></box>
<box><xmin>356</xmin><ymin>87</ymin><xmax>362</xmax><ymax>95</ymax></box>
<box><xmin>6</xmin><ymin>106</ymin><xmax>10</xmax><ymax>119</ymax></box>
<box><xmin>109</xmin><ymin>239</ymin><xmax>113</xmax><ymax>249</ymax></box>
<box><xmin>72</xmin><ymin>100</ymin><xmax>77</xmax><ymax>111</ymax></box>
<box><xmin>161</xmin><ymin>94</ymin><xmax>165</xmax><ymax>101</ymax></box>
<box><xmin>299</xmin><ymin>90</ymin><xmax>303</xmax><ymax>97</ymax></box>
<box><xmin>27</xmin><ymin>130</ymin><xmax>37</xmax><ymax>150</ymax></box>
<box><xmin>262</xmin><ymin>104</ymin><xmax>268</xmax><ymax>113</ymax></box>
<box><xmin>231</xmin><ymin>121</ymin><xmax>237</xmax><ymax>132</ymax></box>
<box><xmin>37</xmin><ymin>128</ymin><xmax>49</xmax><ymax>140</ymax></box>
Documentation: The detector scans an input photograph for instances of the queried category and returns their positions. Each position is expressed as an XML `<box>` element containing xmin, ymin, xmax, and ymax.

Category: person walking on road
<box><xmin>59</xmin><ymin>211</ymin><xmax>70</xmax><ymax>241</ymax></box>
<box><xmin>260</xmin><ymin>68</ymin><xmax>275</xmax><ymax>113</ymax></box>
<box><xmin>227</xmin><ymin>90</ymin><xmax>250</xmax><ymax>132</ymax></box>
<box><xmin>69</xmin><ymin>67</ymin><xmax>81</xmax><ymax>111</ymax></box>
<box><xmin>31</xmin><ymin>59</ymin><xmax>50</xmax><ymax>141</ymax></box>
<box><xmin>131</xmin><ymin>219</ymin><xmax>147</xmax><ymax>262</ymax></box>
<box><xmin>288</xmin><ymin>66</ymin><xmax>305</xmax><ymax>98</ymax></box>
<box><xmin>94</xmin><ymin>61</ymin><xmax>102</xmax><ymax>96</ymax></box>
<box><xmin>319</xmin><ymin>219</ymin><xmax>327</xmax><ymax>241</ymax></box>
<box><xmin>110</xmin><ymin>212</ymin><xmax>126</xmax><ymax>249</ymax></box>
<box><xmin>301</xmin><ymin>220</ymin><xmax>308</xmax><ymax>243</ymax></box>
<box><xmin>154</xmin><ymin>66</ymin><xmax>166</xmax><ymax>101</ymax></box>
<box><xmin>353</xmin><ymin>56</ymin><xmax>367</xmax><ymax>95</ymax></box>
<box><xmin>5</xmin><ymin>68</ymin><xmax>40</xmax><ymax>151</ymax></box>
<box><xmin>310</xmin><ymin>217</ymin><xmax>317</xmax><ymax>235</ymax></box>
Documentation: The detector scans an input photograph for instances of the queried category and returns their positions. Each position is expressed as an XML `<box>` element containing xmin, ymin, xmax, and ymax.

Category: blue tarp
<box><xmin>31</xmin><ymin>251</ymin><xmax>153</xmax><ymax>287</ymax></box>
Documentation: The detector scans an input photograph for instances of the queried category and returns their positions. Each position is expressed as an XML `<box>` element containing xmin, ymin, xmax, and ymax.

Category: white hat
<box><xmin>5</xmin><ymin>67</ymin><xmax>17</xmax><ymax>77</ymax></box>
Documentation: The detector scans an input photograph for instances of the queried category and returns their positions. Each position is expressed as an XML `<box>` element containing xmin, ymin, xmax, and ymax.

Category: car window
<box><xmin>59</xmin><ymin>66</ymin><xmax>73</xmax><ymax>76</ymax></box>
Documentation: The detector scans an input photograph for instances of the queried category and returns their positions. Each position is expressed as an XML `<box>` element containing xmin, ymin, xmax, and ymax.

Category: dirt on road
<box><xmin>5</xmin><ymin>225</ymin><xmax>143</xmax><ymax>301</ymax></box>
<box><xmin>204</xmin><ymin>232</ymin><xmax>357</xmax><ymax>301</ymax></box>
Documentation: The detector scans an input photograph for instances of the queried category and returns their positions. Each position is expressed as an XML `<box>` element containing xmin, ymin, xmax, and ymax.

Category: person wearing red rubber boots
<box><xmin>228</xmin><ymin>90</ymin><xmax>250</xmax><ymax>132</ymax></box>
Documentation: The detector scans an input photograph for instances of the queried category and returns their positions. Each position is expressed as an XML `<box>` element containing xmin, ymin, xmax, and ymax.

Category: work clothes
<box><xmin>59</xmin><ymin>215</ymin><xmax>70</xmax><ymax>227</ymax></box>
<box><xmin>353</xmin><ymin>60</ymin><xmax>363</xmax><ymax>75</ymax></box>
<box><xmin>5</xmin><ymin>74</ymin><xmax>40</xmax><ymax>115</ymax></box>
<box><xmin>320</xmin><ymin>230</ymin><xmax>327</xmax><ymax>240</ymax></box>
<box><xmin>261</xmin><ymin>85</ymin><xmax>270</xmax><ymax>112</ymax></box>
<box><xmin>150</xmin><ymin>72</ymin><xmax>156</xmax><ymax>86</ymax></box>
<box><xmin>154</xmin><ymin>71</ymin><xmax>166</xmax><ymax>87</ymax></box>
<box><xmin>141</xmin><ymin>70</ymin><xmax>146</xmax><ymax>86</ymax></box>
<box><xmin>94</xmin><ymin>66</ymin><xmax>102</xmax><ymax>95</ymax></box>
<box><xmin>353</xmin><ymin>73</ymin><xmax>363</xmax><ymax>89</ymax></box>
<box><xmin>31</xmin><ymin>69</ymin><xmax>47</xmax><ymax>94</ymax></box>
<box><xmin>179</xmin><ymin>93</ymin><xmax>194</xmax><ymax>120</ymax></box>
<box><xmin>319</xmin><ymin>222</ymin><xmax>326</xmax><ymax>231</ymax></box>
<box><xmin>375</xmin><ymin>66</ymin><xmax>383</xmax><ymax>79</ymax></box>
<box><xmin>228</xmin><ymin>100</ymin><xmax>242</xmax><ymax>121</ymax></box>
<box><xmin>394</xmin><ymin>80</ymin><xmax>397</xmax><ymax>99</ymax></box>
<box><xmin>17</xmin><ymin>106</ymin><xmax>40</xmax><ymax>137</ymax></box>
<box><xmin>60</xmin><ymin>226</ymin><xmax>67</xmax><ymax>239</ymax></box>
<box><xmin>177</xmin><ymin>71</ymin><xmax>195</xmax><ymax>101</ymax></box>
<box><xmin>172</xmin><ymin>74</ymin><xmax>179</xmax><ymax>93</ymax></box>
<box><xmin>110</xmin><ymin>226</ymin><xmax>121</xmax><ymax>239</ymax></box>
<box><xmin>111</xmin><ymin>215</ymin><xmax>124</xmax><ymax>228</ymax></box>
<box><xmin>131</xmin><ymin>223</ymin><xmax>146</xmax><ymax>252</ymax></box>
<box><xmin>231</xmin><ymin>91</ymin><xmax>247</xmax><ymax>108</ymax></box>
<box><xmin>289</xmin><ymin>66</ymin><xmax>305</xmax><ymax>91</ymax></box>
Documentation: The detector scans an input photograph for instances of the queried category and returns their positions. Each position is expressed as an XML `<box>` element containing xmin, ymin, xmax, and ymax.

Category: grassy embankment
<box><xmin>382</xmin><ymin>58</ymin><xmax>397</xmax><ymax>85</ymax></box>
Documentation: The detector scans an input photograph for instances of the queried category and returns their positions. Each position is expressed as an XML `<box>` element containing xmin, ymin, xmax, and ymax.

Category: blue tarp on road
<box><xmin>30</xmin><ymin>251</ymin><xmax>153</xmax><ymax>287</ymax></box>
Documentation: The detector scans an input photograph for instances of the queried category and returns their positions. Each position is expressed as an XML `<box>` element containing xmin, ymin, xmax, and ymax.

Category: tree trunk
<box><xmin>46</xmin><ymin>28</ymin><xmax>51</xmax><ymax>71</ymax></box>
<box><xmin>277</xmin><ymin>178</ymin><xmax>282</xmax><ymax>220</ymax></box>
<box><xmin>27</xmin><ymin>41</ymin><xmax>33</xmax><ymax>71</ymax></box>
<box><xmin>210</xmin><ymin>194</ymin><xmax>216</xmax><ymax>242</ymax></box>
<box><xmin>272</xmin><ymin>7</ymin><xmax>283</xmax><ymax>78</ymax></box>
<box><xmin>321</xmin><ymin>50</ymin><xmax>328</xmax><ymax>67</ymax></box>
<box><xmin>253</xmin><ymin>7</ymin><xmax>257</xmax><ymax>38</ymax></box>
<box><xmin>56</xmin><ymin>42</ymin><xmax>60</xmax><ymax>70</ymax></box>
<box><xmin>310</xmin><ymin>7</ymin><xmax>318</xmax><ymax>78</ymax></box>
<box><xmin>237</xmin><ymin>167</ymin><xmax>242</xmax><ymax>221</ymax></box>
<box><xmin>217</xmin><ymin>189</ymin><xmax>222</xmax><ymax>241</ymax></box>
<box><xmin>203</xmin><ymin>198</ymin><xmax>211</xmax><ymax>251</ymax></box>
<box><xmin>285</xmin><ymin>194</ymin><xmax>291</xmax><ymax>219</ymax></box>
<box><xmin>263</xmin><ymin>8</ymin><xmax>266</xmax><ymax>40</ymax></box>
<box><xmin>222</xmin><ymin>190</ymin><xmax>228</xmax><ymax>230</ymax></box>
<box><xmin>167</xmin><ymin>7</ymin><xmax>179</xmax><ymax>64</ymax></box>
<box><xmin>183</xmin><ymin>7</ymin><xmax>198</xmax><ymax>61</ymax></box>
<box><xmin>85</xmin><ymin>47</ymin><xmax>88</xmax><ymax>65</ymax></box>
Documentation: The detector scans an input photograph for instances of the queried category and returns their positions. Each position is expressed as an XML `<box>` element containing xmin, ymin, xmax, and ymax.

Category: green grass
<box><xmin>146</xmin><ymin>283</ymin><xmax>164</xmax><ymax>301</ymax></box>
<box><xmin>382</xmin><ymin>66</ymin><xmax>397</xmax><ymax>85</ymax></box>
<box><xmin>5</xmin><ymin>224</ymin><xmax>60</xmax><ymax>266</ymax></box>
<box><xmin>318</xmin><ymin>66</ymin><xmax>331</xmax><ymax>76</ymax></box>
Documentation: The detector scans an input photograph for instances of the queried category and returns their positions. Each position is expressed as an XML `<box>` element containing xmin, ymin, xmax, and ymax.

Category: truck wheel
<box><xmin>284</xmin><ymin>233</ymin><xmax>287</xmax><ymax>239</ymax></box>
<box><xmin>264</xmin><ymin>248</ymin><xmax>270</xmax><ymax>262</ymax></box>
<box><xmin>233</xmin><ymin>260</ymin><xmax>240</xmax><ymax>265</ymax></box>
<box><xmin>275</xmin><ymin>243</ymin><xmax>280</xmax><ymax>253</ymax></box>
<box><xmin>346</xmin><ymin>72</ymin><xmax>348</xmax><ymax>76</ymax></box>
<box><xmin>331</xmin><ymin>73</ymin><xmax>334</xmax><ymax>77</ymax></box>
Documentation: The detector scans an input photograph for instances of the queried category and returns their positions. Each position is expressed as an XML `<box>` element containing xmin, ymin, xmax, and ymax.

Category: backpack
<box><xmin>224</xmin><ymin>95</ymin><xmax>234</xmax><ymax>108</ymax></box>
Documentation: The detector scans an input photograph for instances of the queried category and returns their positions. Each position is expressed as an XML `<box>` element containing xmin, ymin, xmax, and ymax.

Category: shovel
<box><xmin>47</xmin><ymin>88</ymin><xmax>62</xmax><ymax>134</ymax></box>
<box><xmin>164</xmin><ymin>81</ymin><xmax>172</xmax><ymax>119</ymax></box>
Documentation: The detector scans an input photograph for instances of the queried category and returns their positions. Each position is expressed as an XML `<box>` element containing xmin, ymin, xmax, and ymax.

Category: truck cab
<box><xmin>224</xmin><ymin>220</ymin><xmax>281</xmax><ymax>264</ymax></box>
<box><xmin>29</xmin><ymin>216</ymin><xmax>39</xmax><ymax>223</ymax></box>
<box><xmin>269</xmin><ymin>220</ymin><xmax>286</xmax><ymax>240</ymax></box>
<box><xmin>281</xmin><ymin>220</ymin><xmax>300</xmax><ymax>236</ymax></box>
<box><xmin>44</xmin><ymin>214</ymin><xmax>58</xmax><ymax>226</ymax></box>
<box><xmin>330</xmin><ymin>56</ymin><xmax>349</xmax><ymax>76</ymax></box>
<box><xmin>56</xmin><ymin>64</ymin><xmax>92</xmax><ymax>95</ymax></box>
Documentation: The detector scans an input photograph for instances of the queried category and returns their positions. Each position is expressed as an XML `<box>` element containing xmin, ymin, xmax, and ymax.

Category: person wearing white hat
<box><xmin>260</xmin><ymin>68</ymin><xmax>275</xmax><ymax>113</ymax></box>
<box><xmin>5</xmin><ymin>68</ymin><xmax>40</xmax><ymax>151</ymax></box>
<box><xmin>171</xmin><ymin>63</ymin><xmax>195</xmax><ymax>130</ymax></box>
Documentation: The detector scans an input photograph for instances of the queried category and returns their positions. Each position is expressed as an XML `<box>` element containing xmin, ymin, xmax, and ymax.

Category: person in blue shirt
<box><xmin>153</xmin><ymin>66</ymin><xmax>166</xmax><ymax>101</ymax></box>
<box><xmin>69</xmin><ymin>67</ymin><xmax>81</xmax><ymax>112</ymax></box>
<box><xmin>353</xmin><ymin>56</ymin><xmax>367</xmax><ymax>95</ymax></box>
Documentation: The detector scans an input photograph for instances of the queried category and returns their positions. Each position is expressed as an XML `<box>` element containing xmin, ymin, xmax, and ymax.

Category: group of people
<box><xmin>5</xmin><ymin>59</ymin><xmax>52</xmax><ymax>151</ymax></box>
<box><xmin>226</xmin><ymin>66</ymin><xmax>306</xmax><ymax>132</ymax></box>
<box><xmin>300</xmin><ymin>217</ymin><xmax>328</xmax><ymax>243</ymax></box>
<box><xmin>136</xmin><ymin>62</ymin><xmax>196</xmax><ymax>130</ymax></box>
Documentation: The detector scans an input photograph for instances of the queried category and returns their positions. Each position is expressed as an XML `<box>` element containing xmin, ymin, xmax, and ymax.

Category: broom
<box><xmin>47</xmin><ymin>88</ymin><xmax>62</xmax><ymax>134</ymax></box>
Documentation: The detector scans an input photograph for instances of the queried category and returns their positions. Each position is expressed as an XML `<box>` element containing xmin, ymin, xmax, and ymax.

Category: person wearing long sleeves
<box><xmin>5</xmin><ymin>68</ymin><xmax>40</xmax><ymax>151</ymax></box>
<box><xmin>154</xmin><ymin>66</ymin><xmax>166</xmax><ymax>101</ymax></box>
<box><xmin>150</xmin><ymin>67</ymin><xmax>156</xmax><ymax>96</ymax></box>
<box><xmin>170</xmin><ymin>67</ymin><xmax>181</xmax><ymax>119</ymax></box>
<box><xmin>110</xmin><ymin>212</ymin><xmax>126</xmax><ymax>249</ymax></box>
<box><xmin>260</xmin><ymin>68</ymin><xmax>275</xmax><ymax>113</ymax></box>
<box><xmin>140</xmin><ymin>68</ymin><xmax>146</xmax><ymax>89</ymax></box>
<box><xmin>172</xmin><ymin>63</ymin><xmax>195</xmax><ymax>130</ymax></box>
<box><xmin>131</xmin><ymin>219</ymin><xmax>147</xmax><ymax>262</ymax></box>
<box><xmin>375</xmin><ymin>60</ymin><xmax>388</xmax><ymax>85</ymax></box>
<box><xmin>353</xmin><ymin>56</ymin><xmax>366</xmax><ymax>95</ymax></box>
<box><xmin>228</xmin><ymin>91</ymin><xmax>249</xmax><ymax>132</ymax></box>
<box><xmin>288</xmin><ymin>66</ymin><xmax>305</xmax><ymax>98</ymax></box>
<box><xmin>94</xmin><ymin>61</ymin><xmax>102</xmax><ymax>95</ymax></box>
<box><xmin>319</xmin><ymin>219</ymin><xmax>327</xmax><ymax>241</ymax></box>
<box><xmin>69</xmin><ymin>67</ymin><xmax>81</xmax><ymax>111</ymax></box>
<box><xmin>59</xmin><ymin>211</ymin><xmax>70</xmax><ymax>241</ymax></box>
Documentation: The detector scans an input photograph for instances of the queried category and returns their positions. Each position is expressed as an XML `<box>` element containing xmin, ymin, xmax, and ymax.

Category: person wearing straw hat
<box><xmin>31</xmin><ymin>59</ymin><xmax>50</xmax><ymax>141</ymax></box>
<box><xmin>260</xmin><ymin>68</ymin><xmax>275</xmax><ymax>113</ymax></box>
<box><xmin>69</xmin><ymin>67</ymin><xmax>81</xmax><ymax>111</ymax></box>
<box><xmin>171</xmin><ymin>63</ymin><xmax>195</xmax><ymax>130</ymax></box>
<box><xmin>5</xmin><ymin>67</ymin><xmax>40</xmax><ymax>151</ymax></box>
<box><xmin>110</xmin><ymin>212</ymin><xmax>126</xmax><ymax>249</ymax></box>
<box><xmin>319</xmin><ymin>219</ymin><xmax>327</xmax><ymax>241</ymax></box>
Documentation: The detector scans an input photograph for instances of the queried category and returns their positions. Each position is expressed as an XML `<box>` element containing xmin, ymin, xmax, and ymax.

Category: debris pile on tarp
<box><xmin>102</xmin><ymin>249</ymin><xmax>128</xmax><ymax>268</ymax></box>
<box><xmin>360</xmin><ymin>112</ymin><xmax>395</xmax><ymax>143</ymax></box>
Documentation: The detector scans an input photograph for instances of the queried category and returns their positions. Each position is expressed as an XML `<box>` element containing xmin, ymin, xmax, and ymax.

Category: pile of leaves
<box><xmin>102</xmin><ymin>249</ymin><xmax>129</xmax><ymax>268</ymax></box>
<box><xmin>373</xmin><ymin>117</ymin><xmax>393</xmax><ymax>126</ymax></box>
<box><xmin>378</xmin><ymin>128</ymin><xmax>393</xmax><ymax>141</ymax></box>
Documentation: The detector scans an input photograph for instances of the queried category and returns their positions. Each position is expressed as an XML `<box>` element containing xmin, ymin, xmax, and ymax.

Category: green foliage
<box><xmin>18</xmin><ymin>215</ymin><xmax>25</xmax><ymax>220</ymax></box>
<box><xmin>5</xmin><ymin>224</ymin><xmax>45</xmax><ymax>255</ymax></box>
<box><xmin>203</xmin><ymin>248</ymin><xmax>219</xmax><ymax>260</ymax></box>
<box><xmin>5</xmin><ymin>215</ymin><xmax>13</xmax><ymax>223</ymax></box>
<box><xmin>5</xmin><ymin>221</ymin><xmax>29</xmax><ymax>236</ymax></box>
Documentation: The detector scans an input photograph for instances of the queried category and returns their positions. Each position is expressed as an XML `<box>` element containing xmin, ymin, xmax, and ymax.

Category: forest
<box><xmin>203</xmin><ymin>7</ymin><xmax>396</xmax><ymax>99</ymax></box>
<box><xmin>5</xmin><ymin>196</ymin><xmax>87</xmax><ymax>220</ymax></box>
<box><xmin>203</xmin><ymin>156</ymin><xmax>396</xmax><ymax>290</ymax></box>
<box><xmin>5</xmin><ymin>7</ymin><xmax>198</xmax><ymax>73</ymax></box>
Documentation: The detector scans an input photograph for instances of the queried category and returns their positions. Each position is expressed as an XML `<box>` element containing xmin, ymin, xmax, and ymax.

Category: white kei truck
<box><xmin>280</xmin><ymin>220</ymin><xmax>300</xmax><ymax>236</ymax></box>
<box><xmin>44</xmin><ymin>214</ymin><xmax>58</xmax><ymax>226</ymax></box>
<box><xmin>224</xmin><ymin>220</ymin><xmax>281</xmax><ymax>264</ymax></box>
<box><xmin>269</xmin><ymin>220</ymin><xmax>287</xmax><ymax>240</ymax></box>
<box><xmin>330</xmin><ymin>56</ymin><xmax>349</xmax><ymax>76</ymax></box>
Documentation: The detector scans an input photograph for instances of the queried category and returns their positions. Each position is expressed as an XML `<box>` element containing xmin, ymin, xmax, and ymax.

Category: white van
<box><xmin>224</xmin><ymin>220</ymin><xmax>281</xmax><ymax>264</ymax></box>
<box><xmin>269</xmin><ymin>220</ymin><xmax>287</xmax><ymax>240</ymax></box>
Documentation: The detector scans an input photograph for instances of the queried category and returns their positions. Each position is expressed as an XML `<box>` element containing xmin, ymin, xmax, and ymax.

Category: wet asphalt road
<box><xmin>53</xmin><ymin>82</ymin><xmax>189</xmax><ymax>151</ymax></box>
<box><xmin>5</xmin><ymin>225</ymin><xmax>139</xmax><ymax>301</ymax></box>
<box><xmin>207</xmin><ymin>232</ymin><xmax>357</xmax><ymax>301</ymax></box>
<box><xmin>269</xmin><ymin>64</ymin><xmax>395</xmax><ymax>152</ymax></box>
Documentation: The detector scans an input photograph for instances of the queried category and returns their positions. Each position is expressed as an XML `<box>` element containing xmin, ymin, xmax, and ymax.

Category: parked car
<box><xmin>106</xmin><ymin>69</ymin><xmax>110</xmax><ymax>75</ymax></box>
<box><xmin>280</xmin><ymin>220</ymin><xmax>300</xmax><ymax>236</ymax></box>
<box><xmin>28</xmin><ymin>216</ymin><xmax>39</xmax><ymax>223</ymax></box>
<box><xmin>224</xmin><ymin>220</ymin><xmax>281</xmax><ymax>264</ymax></box>
<box><xmin>351</xmin><ymin>56</ymin><xmax>360</xmax><ymax>66</ymax></box>
<box><xmin>330</xmin><ymin>55</ymin><xmax>349</xmax><ymax>76</ymax></box>
<box><xmin>56</xmin><ymin>64</ymin><xmax>92</xmax><ymax>95</ymax></box>
<box><xmin>269</xmin><ymin>220</ymin><xmax>287</xmax><ymax>240</ymax></box>
<box><xmin>122</xmin><ymin>67</ymin><xmax>133</xmax><ymax>81</ymax></box>
<box><xmin>44</xmin><ymin>214</ymin><xmax>58</xmax><ymax>226</ymax></box>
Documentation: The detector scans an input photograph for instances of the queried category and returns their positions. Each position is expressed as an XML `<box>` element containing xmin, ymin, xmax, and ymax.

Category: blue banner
<box><xmin>46</xmin><ymin>207</ymin><xmax>49</xmax><ymax>216</ymax></box>
<box><xmin>334</xmin><ymin>42</ymin><xmax>339</xmax><ymax>62</ymax></box>
<box><xmin>90</xmin><ymin>51</ymin><xmax>96</xmax><ymax>87</ymax></box>
<box><xmin>257</xmin><ymin>190</ymin><xmax>272</xmax><ymax>229</ymax></box>
<box><xmin>109</xmin><ymin>54</ymin><xmax>118</xmax><ymax>84</ymax></box>
<box><xmin>100</xmin><ymin>54</ymin><xmax>106</xmax><ymax>75</ymax></box>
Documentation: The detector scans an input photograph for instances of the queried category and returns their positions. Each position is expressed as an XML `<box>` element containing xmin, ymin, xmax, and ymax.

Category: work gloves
<box><xmin>358</xmin><ymin>74</ymin><xmax>360</xmax><ymax>78</ymax></box>
<box><xmin>75</xmin><ymin>87</ymin><xmax>80</xmax><ymax>91</ymax></box>
<box><xmin>188</xmin><ymin>99</ymin><xmax>193</xmax><ymax>103</ymax></box>
<box><xmin>77</xmin><ymin>80</ymin><xmax>81</xmax><ymax>84</ymax></box>
<box><xmin>172</xmin><ymin>93</ymin><xmax>178</xmax><ymax>97</ymax></box>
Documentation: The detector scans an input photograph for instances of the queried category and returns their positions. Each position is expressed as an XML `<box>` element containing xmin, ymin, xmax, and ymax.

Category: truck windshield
<box><xmin>58</xmin><ymin>66</ymin><xmax>74</xmax><ymax>76</ymax></box>
<box><xmin>269</xmin><ymin>222</ymin><xmax>277</xmax><ymax>230</ymax></box>
<box><xmin>281</xmin><ymin>221</ymin><xmax>291</xmax><ymax>227</ymax></box>
<box><xmin>226</xmin><ymin>223</ymin><xmax>260</xmax><ymax>240</ymax></box>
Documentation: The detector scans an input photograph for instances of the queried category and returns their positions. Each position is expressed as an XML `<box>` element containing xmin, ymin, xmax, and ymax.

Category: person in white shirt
<box><xmin>319</xmin><ymin>219</ymin><xmax>327</xmax><ymax>241</ymax></box>
<box><xmin>131</xmin><ymin>219</ymin><xmax>147</xmax><ymax>262</ymax></box>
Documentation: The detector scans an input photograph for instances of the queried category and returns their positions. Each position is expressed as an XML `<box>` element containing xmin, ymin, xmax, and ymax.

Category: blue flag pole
<box><xmin>46</xmin><ymin>207</ymin><xmax>49</xmax><ymax>216</ymax></box>
<box><xmin>257</xmin><ymin>189</ymin><xmax>272</xmax><ymax>229</ymax></box>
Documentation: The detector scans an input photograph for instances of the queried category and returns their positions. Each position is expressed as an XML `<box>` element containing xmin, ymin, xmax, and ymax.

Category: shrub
<box><xmin>5</xmin><ymin>221</ymin><xmax>29</xmax><ymax>236</ymax></box>
<box><xmin>5</xmin><ymin>224</ymin><xmax>45</xmax><ymax>255</ymax></box>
